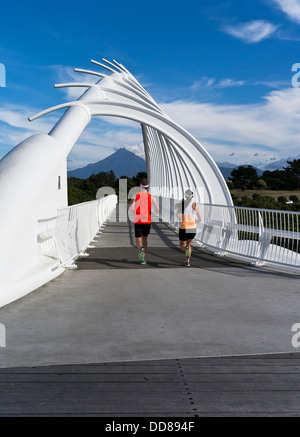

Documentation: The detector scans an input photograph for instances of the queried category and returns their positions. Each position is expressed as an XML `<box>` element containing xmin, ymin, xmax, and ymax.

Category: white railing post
<box><xmin>157</xmin><ymin>196</ymin><xmax>300</xmax><ymax>270</ymax></box>
<box><xmin>55</xmin><ymin>194</ymin><xmax>117</xmax><ymax>269</ymax></box>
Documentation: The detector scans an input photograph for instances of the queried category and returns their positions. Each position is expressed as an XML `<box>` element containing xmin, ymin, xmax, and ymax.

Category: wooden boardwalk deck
<box><xmin>0</xmin><ymin>353</ymin><xmax>300</xmax><ymax>417</ymax></box>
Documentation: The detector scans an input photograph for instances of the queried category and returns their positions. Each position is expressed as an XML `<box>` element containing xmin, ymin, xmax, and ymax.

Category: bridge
<box><xmin>0</xmin><ymin>208</ymin><xmax>300</xmax><ymax>415</ymax></box>
<box><xmin>0</xmin><ymin>59</ymin><xmax>300</xmax><ymax>416</ymax></box>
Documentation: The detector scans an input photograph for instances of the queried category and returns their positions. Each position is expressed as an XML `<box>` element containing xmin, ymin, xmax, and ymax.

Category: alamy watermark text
<box><xmin>292</xmin><ymin>323</ymin><xmax>300</xmax><ymax>348</ymax></box>
<box><xmin>0</xmin><ymin>323</ymin><xmax>6</xmax><ymax>348</ymax></box>
<box><xmin>0</xmin><ymin>63</ymin><xmax>6</xmax><ymax>88</ymax></box>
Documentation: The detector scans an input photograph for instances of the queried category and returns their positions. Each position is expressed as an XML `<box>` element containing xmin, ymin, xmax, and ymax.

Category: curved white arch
<box><xmin>0</xmin><ymin>58</ymin><xmax>233</xmax><ymax>306</ymax></box>
<box><xmin>30</xmin><ymin>100</ymin><xmax>232</xmax><ymax>205</ymax></box>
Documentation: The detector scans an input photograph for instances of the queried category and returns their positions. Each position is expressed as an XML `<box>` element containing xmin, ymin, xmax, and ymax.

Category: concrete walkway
<box><xmin>0</xmin><ymin>208</ymin><xmax>299</xmax><ymax>369</ymax></box>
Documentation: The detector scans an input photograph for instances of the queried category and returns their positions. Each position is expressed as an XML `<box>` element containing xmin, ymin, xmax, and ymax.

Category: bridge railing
<box><xmin>55</xmin><ymin>194</ymin><xmax>117</xmax><ymax>268</ymax></box>
<box><xmin>157</xmin><ymin>197</ymin><xmax>300</xmax><ymax>269</ymax></box>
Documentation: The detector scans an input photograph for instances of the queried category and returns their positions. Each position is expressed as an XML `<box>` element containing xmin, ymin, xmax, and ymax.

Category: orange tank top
<box><xmin>134</xmin><ymin>192</ymin><xmax>152</xmax><ymax>224</ymax></box>
<box><xmin>180</xmin><ymin>201</ymin><xmax>197</xmax><ymax>230</ymax></box>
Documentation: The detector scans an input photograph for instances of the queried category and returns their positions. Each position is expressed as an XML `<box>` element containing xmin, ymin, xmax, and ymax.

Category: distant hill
<box><xmin>68</xmin><ymin>149</ymin><xmax>267</xmax><ymax>181</ymax></box>
<box><xmin>68</xmin><ymin>148</ymin><xmax>147</xmax><ymax>178</ymax></box>
<box><xmin>216</xmin><ymin>162</ymin><xmax>263</xmax><ymax>179</ymax></box>
<box><xmin>263</xmin><ymin>155</ymin><xmax>300</xmax><ymax>171</ymax></box>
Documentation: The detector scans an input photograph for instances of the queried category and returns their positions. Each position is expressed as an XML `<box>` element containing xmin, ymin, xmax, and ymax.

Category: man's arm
<box><xmin>130</xmin><ymin>197</ymin><xmax>135</xmax><ymax>213</ymax></box>
<box><xmin>151</xmin><ymin>196</ymin><xmax>160</xmax><ymax>214</ymax></box>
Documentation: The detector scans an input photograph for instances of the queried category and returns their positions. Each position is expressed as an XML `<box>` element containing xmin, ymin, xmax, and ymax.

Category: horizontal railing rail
<box><xmin>157</xmin><ymin>196</ymin><xmax>300</xmax><ymax>269</ymax></box>
<box><xmin>55</xmin><ymin>195</ymin><xmax>117</xmax><ymax>268</ymax></box>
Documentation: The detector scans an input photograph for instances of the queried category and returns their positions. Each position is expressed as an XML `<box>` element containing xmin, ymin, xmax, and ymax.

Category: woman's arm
<box><xmin>196</xmin><ymin>206</ymin><xmax>202</xmax><ymax>223</ymax></box>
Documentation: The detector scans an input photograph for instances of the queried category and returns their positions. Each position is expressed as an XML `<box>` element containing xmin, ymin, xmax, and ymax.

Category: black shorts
<box><xmin>134</xmin><ymin>223</ymin><xmax>151</xmax><ymax>238</ymax></box>
<box><xmin>179</xmin><ymin>228</ymin><xmax>196</xmax><ymax>242</ymax></box>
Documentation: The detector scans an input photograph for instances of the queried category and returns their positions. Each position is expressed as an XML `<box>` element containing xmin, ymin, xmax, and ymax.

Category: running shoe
<box><xmin>138</xmin><ymin>247</ymin><xmax>145</xmax><ymax>262</ymax></box>
<box><xmin>140</xmin><ymin>259</ymin><xmax>147</xmax><ymax>265</ymax></box>
<box><xmin>185</xmin><ymin>245</ymin><xmax>191</xmax><ymax>258</ymax></box>
<box><xmin>184</xmin><ymin>261</ymin><xmax>191</xmax><ymax>267</ymax></box>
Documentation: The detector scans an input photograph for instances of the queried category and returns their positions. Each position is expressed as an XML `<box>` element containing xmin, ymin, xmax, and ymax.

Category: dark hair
<box><xmin>182</xmin><ymin>190</ymin><xmax>194</xmax><ymax>212</ymax></box>
<box><xmin>175</xmin><ymin>190</ymin><xmax>195</xmax><ymax>214</ymax></box>
<box><xmin>185</xmin><ymin>189</ymin><xmax>193</xmax><ymax>198</ymax></box>
<box><xmin>140</xmin><ymin>178</ymin><xmax>149</xmax><ymax>187</ymax></box>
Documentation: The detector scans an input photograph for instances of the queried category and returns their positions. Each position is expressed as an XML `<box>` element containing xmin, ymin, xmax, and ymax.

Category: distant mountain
<box><xmin>263</xmin><ymin>155</ymin><xmax>300</xmax><ymax>171</ymax></box>
<box><xmin>218</xmin><ymin>167</ymin><xmax>238</xmax><ymax>179</ymax></box>
<box><xmin>68</xmin><ymin>148</ymin><xmax>147</xmax><ymax>179</ymax></box>
<box><xmin>216</xmin><ymin>161</ymin><xmax>237</xmax><ymax>169</ymax></box>
<box><xmin>68</xmin><ymin>151</ymin><xmax>268</xmax><ymax>180</ymax></box>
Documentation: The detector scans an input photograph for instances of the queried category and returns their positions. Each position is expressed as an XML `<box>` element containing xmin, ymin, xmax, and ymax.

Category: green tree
<box><xmin>67</xmin><ymin>170</ymin><xmax>149</xmax><ymax>206</ymax></box>
<box><xmin>290</xmin><ymin>195</ymin><xmax>299</xmax><ymax>202</ymax></box>
<box><xmin>256</xmin><ymin>179</ymin><xmax>267</xmax><ymax>190</ymax></box>
<box><xmin>226</xmin><ymin>180</ymin><xmax>234</xmax><ymax>190</ymax></box>
<box><xmin>132</xmin><ymin>172</ymin><xmax>148</xmax><ymax>185</ymax></box>
<box><xmin>261</xmin><ymin>169</ymin><xmax>288</xmax><ymax>190</ymax></box>
<box><xmin>229</xmin><ymin>165</ymin><xmax>259</xmax><ymax>189</ymax></box>
<box><xmin>67</xmin><ymin>171</ymin><xmax>117</xmax><ymax>205</ymax></box>
<box><xmin>284</xmin><ymin>159</ymin><xmax>300</xmax><ymax>189</ymax></box>
<box><xmin>278</xmin><ymin>196</ymin><xmax>287</xmax><ymax>203</ymax></box>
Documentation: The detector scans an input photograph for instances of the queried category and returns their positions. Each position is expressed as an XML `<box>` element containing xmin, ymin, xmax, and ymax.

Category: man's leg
<box><xmin>134</xmin><ymin>224</ymin><xmax>146</xmax><ymax>264</ymax></box>
<box><xmin>142</xmin><ymin>236</ymin><xmax>148</xmax><ymax>254</ymax></box>
<box><xmin>135</xmin><ymin>237</ymin><xmax>143</xmax><ymax>250</ymax></box>
<box><xmin>141</xmin><ymin>225</ymin><xmax>151</xmax><ymax>258</ymax></box>
<box><xmin>135</xmin><ymin>237</ymin><xmax>145</xmax><ymax>262</ymax></box>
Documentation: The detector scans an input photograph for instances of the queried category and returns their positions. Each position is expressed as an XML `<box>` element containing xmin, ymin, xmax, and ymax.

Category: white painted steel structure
<box><xmin>0</xmin><ymin>58</ymin><xmax>234</xmax><ymax>306</ymax></box>
<box><xmin>0</xmin><ymin>58</ymin><xmax>299</xmax><ymax>307</ymax></box>
<box><xmin>54</xmin><ymin>195</ymin><xmax>117</xmax><ymax>269</ymax></box>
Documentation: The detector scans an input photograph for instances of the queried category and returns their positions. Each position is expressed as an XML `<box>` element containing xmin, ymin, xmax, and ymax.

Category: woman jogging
<box><xmin>176</xmin><ymin>190</ymin><xmax>202</xmax><ymax>267</ymax></box>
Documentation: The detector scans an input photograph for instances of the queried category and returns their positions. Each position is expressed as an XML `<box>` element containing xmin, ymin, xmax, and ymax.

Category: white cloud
<box><xmin>0</xmin><ymin>104</ymin><xmax>59</xmax><ymax>155</ymax></box>
<box><xmin>223</xmin><ymin>20</ymin><xmax>278</xmax><ymax>43</ymax></box>
<box><xmin>68</xmin><ymin>140</ymin><xmax>145</xmax><ymax>171</ymax></box>
<box><xmin>191</xmin><ymin>77</ymin><xmax>216</xmax><ymax>89</ymax></box>
<box><xmin>67</xmin><ymin>120</ymin><xmax>143</xmax><ymax>169</ymax></box>
<box><xmin>217</xmin><ymin>78</ymin><xmax>245</xmax><ymax>88</ymax></box>
<box><xmin>78</xmin><ymin>121</ymin><xmax>142</xmax><ymax>147</ymax></box>
<box><xmin>0</xmin><ymin>100</ymin><xmax>143</xmax><ymax>167</ymax></box>
<box><xmin>0</xmin><ymin>104</ymin><xmax>55</xmax><ymax>132</ymax></box>
<box><xmin>114</xmin><ymin>143</ymin><xmax>145</xmax><ymax>158</ymax></box>
<box><xmin>273</xmin><ymin>0</ymin><xmax>300</xmax><ymax>23</ymax></box>
<box><xmin>255</xmin><ymin>80</ymin><xmax>290</xmax><ymax>88</ymax></box>
<box><xmin>51</xmin><ymin>65</ymin><xmax>99</xmax><ymax>100</ymax></box>
<box><xmin>159</xmin><ymin>87</ymin><xmax>300</xmax><ymax>167</ymax></box>
<box><xmin>2</xmin><ymin>84</ymin><xmax>300</xmax><ymax>171</ymax></box>
<box><xmin>191</xmin><ymin>77</ymin><xmax>245</xmax><ymax>90</ymax></box>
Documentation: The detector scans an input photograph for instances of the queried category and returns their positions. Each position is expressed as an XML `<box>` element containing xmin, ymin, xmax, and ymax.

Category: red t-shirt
<box><xmin>134</xmin><ymin>192</ymin><xmax>152</xmax><ymax>224</ymax></box>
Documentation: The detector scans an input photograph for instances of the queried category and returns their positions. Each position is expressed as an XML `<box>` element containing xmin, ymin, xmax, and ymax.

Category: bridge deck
<box><xmin>0</xmin><ymin>208</ymin><xmax>300</xmax><ymax>416</ymax></box>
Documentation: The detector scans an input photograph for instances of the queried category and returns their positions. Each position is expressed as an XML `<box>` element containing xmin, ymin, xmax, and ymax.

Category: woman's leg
<box><xmin>179</xmin><ymin>240</ymin><xmax>187</xmax><ymax>252</ymax></box>
<box><xmin>180</xmin><ymin>240</ymin><xmax>191</xmax><ymax>262</ymax></box>
<box><xmin>186</xmin><ymin>238</ymin><xmax>194</xmax><ymax>259</ymax></box>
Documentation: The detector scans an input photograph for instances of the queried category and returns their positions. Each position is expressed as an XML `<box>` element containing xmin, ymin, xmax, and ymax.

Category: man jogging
<box><xmin>130</xmin><ymin>178</ymin><xmax>160</xmax><ymax>265</ymax></box>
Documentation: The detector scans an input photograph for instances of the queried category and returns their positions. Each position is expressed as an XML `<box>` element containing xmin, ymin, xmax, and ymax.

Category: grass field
<box><xmin>230</xmin><ymin>189</ymin><xmax>300</xmax><ymax>200</ymax></box>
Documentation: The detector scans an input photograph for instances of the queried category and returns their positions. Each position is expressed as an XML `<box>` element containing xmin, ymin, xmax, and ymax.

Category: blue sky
<box><xmin>1</xmin><ymin>0</ymin><xmax>300</xmax><ymax>170</ymax></box>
